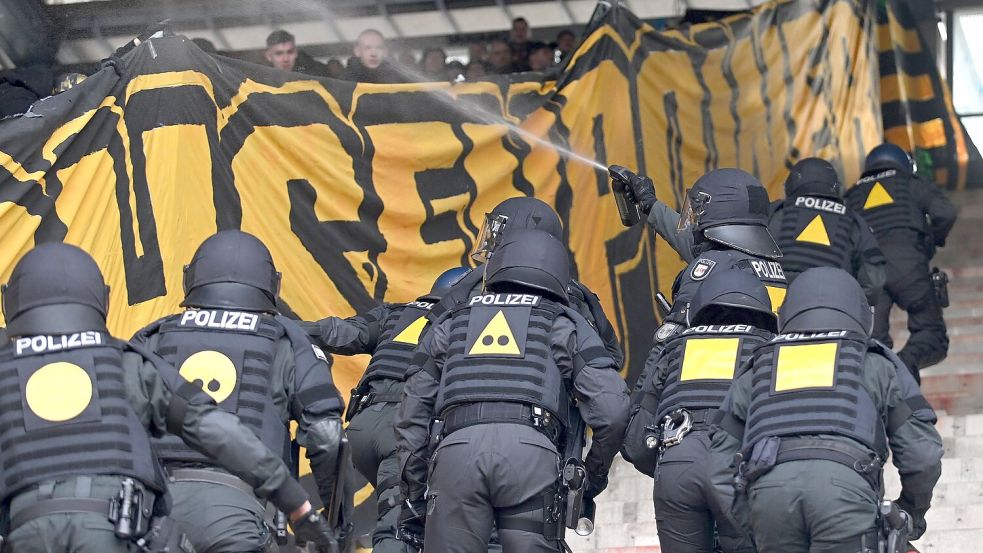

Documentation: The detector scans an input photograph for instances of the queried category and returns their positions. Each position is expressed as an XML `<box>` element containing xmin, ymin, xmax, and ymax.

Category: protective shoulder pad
<box><xmin>869</xmin><ymin>339</ymin><xmax>937</xmax><ymax>424</ymax></box>
<box><xmin>129</xmin><ymin>316</ymin><xmax>170</xmax><ymax>343</ymax></box>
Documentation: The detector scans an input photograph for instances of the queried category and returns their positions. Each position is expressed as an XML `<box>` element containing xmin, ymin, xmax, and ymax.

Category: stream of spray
<box><xmin>387</xmin><ymin>62</ymin><xmax>610</xmax><ymax>173</ymax></box>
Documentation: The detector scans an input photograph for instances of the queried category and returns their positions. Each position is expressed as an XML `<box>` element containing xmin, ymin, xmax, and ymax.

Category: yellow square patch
<box><xmin>773</xmin><ymin>342</ymin><xmax>838</xmax><ymax>392</ymax></box>
<box><xmin>680</xmin><ymin>338</ymin><xmax>741</xmax><ymax>381</ymax></box>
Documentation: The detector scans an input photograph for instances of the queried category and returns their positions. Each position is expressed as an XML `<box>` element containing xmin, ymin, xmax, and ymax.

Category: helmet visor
<box><xmin>471</xmin><ymin>213</ymin><xmax>510</xmax><ymax>263</ymax></box>
<box><xmin>675</xmin><ymin>189</ymin><xmax>711</xmax><ymax>234</ymax></box>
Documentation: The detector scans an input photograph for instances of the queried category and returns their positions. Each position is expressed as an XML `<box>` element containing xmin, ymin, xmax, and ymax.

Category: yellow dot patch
<box><xmin>26</xmin><ymin>362</ymin><xmax>93</xmax><ymax>422</ymax></box>
<box><xmin>680</xmin><ymin>337</ymin><xmax>741</xmax><ymax>381</ymax></box>
<box><xmin>468</xmin><ymin>310</ymin><xmax>520</xmax><ymax>356</ymax></box>
<box><xmin>179</xmin><ymin>350</ymin><xmax>238</xmax><ymax>403</ymax></box>
<box><xmin>774</xmin><ymin>342</ymin><xmax>838</xmax><ymax>392</ymax></box>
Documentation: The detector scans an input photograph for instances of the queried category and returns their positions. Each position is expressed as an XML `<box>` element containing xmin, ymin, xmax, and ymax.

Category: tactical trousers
<box><xmin>424</xmin><ymin>423</ymin><xmax>562</xmax><ymax>553</ymax></box>
<box><xmin>654</xmin><ymin>431</ymin><xmax>754</xmax><ymax>553</ymax></box>
<box><xmin>747</xmin><ymin>460</ymin><xmax>878</xmax><ymax>553</ymax></box>
<box><xmin>873</xmin><ymin>242</ymin><xmax>947</xmax><ymax>377</ymax></box>
<box><xmin>347</xmin><ymin>401</ymin><xmax>411</xmax><ymax>553</ymax></box>
<box><xmin>5</xmin><ymin>476</ymin><xmax>148</xmax><ymax>553</ymax></box>
<box><xmin>167</xmin><ymin>477</ymin><xmax>274</xmax><ymax>553</ymax></box>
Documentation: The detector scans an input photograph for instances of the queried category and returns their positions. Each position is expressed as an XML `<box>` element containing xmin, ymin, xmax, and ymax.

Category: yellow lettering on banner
<box><xmin>765</xmin><ymin>286</ymin><xmax>786</xmax><ymax>314</ymax></box>
<box><xmin>26</xmin><ymin>362</ymin><xmax>93</xmax><ymax>422</ymax></box>
<box><xmin>368</xmin><ymin>122</ymin><xmax>466</xmax><ymax>297</ymax></box>
<box><xmin>864</xmin><ymin>182</ymin><xmax>894</xmax><ymax>209</ymax></box>
<box><xmin>468</xmin><ymin>311</ymin><xmax>521</xmax><ymax>356</ymax></box>
<box><xmin>774</xmin><ymin>342</ymin><xmax>838</xmax><ymax>392</ymax></box>
<box><xmin>179</xmin><ymin>350</ymin><xmax>238</xmax><ymax>404</ymax></box>
<box><xmin>392</xmin><ymin>316</ymin><xmax>428</xmax><ymax>345</ymax></box>
<box><xmin>680</xmin><ymin>338</ymin><xmax>740</xmax><ymax>381</ymax></box>
<box><xmin>796</xmin><ymin>215</ymin><xmax>831</xmax><ymax>245</ymax></box>
<box><xmin>233</xmin><ymin>124</ymin><xmax>365</xmax><ymax>321</ymax></box>
<box><xmin>558</xmin><ymin>61</ymin><xmax>637</xmax><ymax>360</ymax></box>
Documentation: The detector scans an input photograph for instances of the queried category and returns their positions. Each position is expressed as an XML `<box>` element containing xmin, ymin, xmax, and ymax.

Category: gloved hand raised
<box><xmin>609</xmin><ymin>165</ymin><xmax>657</xmax><ymax>216</ymax></box>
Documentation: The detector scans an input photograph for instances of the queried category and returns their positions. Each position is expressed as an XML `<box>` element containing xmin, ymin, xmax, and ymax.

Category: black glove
<box><xmin>629</xmin><ymin>174</ymin><xmax>657</xmax><ymax>215</ymax></box>
<box><xmin>895</xmin><ymin>497</ymin><xmax>927</xmax><ymax>540</ymax></box>
<box><xmin>396</xmin><ymin>498</ymin><xmax>426</xmax><ymax>549</ymax></box>
<box><xmin>586</xmin><ymin>472</ymin><xmax>608</xmax><ymax>498</ymax></box>
<box><xmin>291</xmin><ymin>509</ymin><xmax>341</xmax><ymax>553</ymax></box>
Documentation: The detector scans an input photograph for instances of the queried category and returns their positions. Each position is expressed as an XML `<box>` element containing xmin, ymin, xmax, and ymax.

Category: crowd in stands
<box><xmin>255</xmin><ymin>17</ymin><xmax>579</xmax><ymax>84</ymax></box>
<box><xmin>0</xmin><ymin>17</ymin><xmax>576</xmax><ymax>117</ymax></box>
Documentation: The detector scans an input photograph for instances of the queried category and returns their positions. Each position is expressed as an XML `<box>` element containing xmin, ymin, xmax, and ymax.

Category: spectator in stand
<box><xmin>487</xmin><ymin>38</ymin><xmax>513</xmax><ymax>74</ymax></box>
<box><xmin>326</xmin><ymin>59</ymin><xmax>345</xmax><ymax>79</ymax></box>
<box><xmin>265</xmin><ymin>30</ymin><xmax>329</xmax><ymax>76</ymax></box>
<box><xmin>398</xmin><ymin>50</ymin><xmax>417</xmax><ymax>67</ymax></box>
<box><xmin>527</xmin><ymin>41</ymin><xmax>553</xmax><ymax>71</ymax></box>
<box><xmin>446</xmin><ymin>60</ymin><xmax>466</xmax><ymax>82</ymax></box>
<box><xmin>265</xmin><ymin>30</ymin><xmax>298</xmax><ymax>71</ymax></box>
<box><xmin>420</xmin><ymin>47</ymin><xmax>448</xmax><ymax>81</ymax></box>
<box><xmin>465</xmin><ymin>61</ymin><xmax>487</xmax><ymax>80</ymax></box>
<box><xmin>555</xmin><ymin>29</ymin><xmax>576</xmax><ymax>63</ymax></box>
<box><xmin>509</xmin><ymin>17</ymin><xmax>531</xmax><ymax>71</ymax></box>
<box><xmin>343</xmin><ymin>29</ymin><xmax>405</xmax><ymax>83</ymax></box>
<box><xmin>468</xmin><ymin>42</ymin><xmax>487</xmax><ymax>65</ymax></box>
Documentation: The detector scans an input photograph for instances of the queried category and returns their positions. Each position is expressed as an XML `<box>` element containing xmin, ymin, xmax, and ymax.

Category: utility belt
<box><xmin>644</xmin><ymin>408</ymin><xmax>714</xmax><ymax>456</ymax></box>
<box><xmin>7</xmin><ymin>478</ymin><xmax>194</xmax><ymax>553</ymax></box>
<box><xmin>168</xmin><ymin>467</ymin><xmax>282</xmax><ymax>528</ymax></box>
<box><xmin>734</xmin><ymin>436</ymin><xmax>883</xmax><ymax>492</ymax></box>
<box><xmin>437</xmin><ymin>401</ymin><xmax>565</xmax><ymax>447</ymax></box>
<box><xmin>345</xmin><ymin>386</ymin><xmax>404</xmax><ymax>422</ymax></box>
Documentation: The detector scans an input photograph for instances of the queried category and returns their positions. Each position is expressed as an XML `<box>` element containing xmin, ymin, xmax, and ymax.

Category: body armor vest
<box><xmin>742</xmin><ymin>331</ymin><xmax>885</xmax><ymax>457</ymax></box>
<box><xmin>847</xmin><ymin>170</ymin><xmax>924</xmax><ymax>237</ymax></box>
<box><xmin>434</xmin><ymin>293</ymin><xmax>568</xmax><ymax>424</ymax></box>
<box><xmin>149</xmin><ymin>309</ymin><xmax>287</xmax><ymax>465</ymax></box>
<box><xmin>710</xmin><ymin>250</ymin><xmax>788</xmax><ymax>314</ymax></box>
<box><xmin>358</xmin><ymin>298</ymin><xmax>434</xmax><ymax>388</ymax></box>
<box><xmin>654</xmin><ymin>325</ymin><xmax>772</xmax><ymax>421</ymax></box>
<box><xmin>0</xmin><ymin>332</ymin><xmax>160</xmax><ymax>501</ymax></box>
<box><xmin>771</xmin><ymin>196</ymin><xmax>854</xmax><ymax>279</ymax></box>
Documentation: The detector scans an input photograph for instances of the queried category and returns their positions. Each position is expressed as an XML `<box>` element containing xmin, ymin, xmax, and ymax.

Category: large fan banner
<box><xmin>0</xmin><ymin>0</ymin><xmax>975</xmax><ymax>398</ymax></box>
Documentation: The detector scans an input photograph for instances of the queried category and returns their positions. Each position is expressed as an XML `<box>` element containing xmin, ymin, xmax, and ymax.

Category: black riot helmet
<box><xmin>484</xmin><ymin>229</ymin><xmax>570</xmax><ymax>303</ymax></box>
<box><xmin>677</xmin><ymin>168</ymin><xmax>781</xmax><ymax>259</ymax></box>
<box><xmin>2</xmin><ymin>243</ymin><xmax>110</xmax><ymax>337</ymax></box>
<box><xmin>471</xmin><ymin>197</ymin><xmax>563</xmax><ymax>262</ymax></box>
<box><xmin>778</xmin><ymin>267</ymin><xmax>872</xmax><ymax>336</ymax></box>
<box><xmin>428</xmin><ymin>266</ymin><xmax>470</xmax><ymax>297</ymax></box>
<box><xmin>687</xmin><ymin>269</ymin><xmax>777</xmax><ymax>333</ymax></box>
<box><xmin>863</xmin><ymin>143</ymin><xmax>914</xmax><ymax>175</ymax></box>
<box><xmin>784</xmin><ymin>158</ymin><xmax>842</xmax><ymax>199</ymax></box>
<box><xmin>182</xmin><ymin>230</ymin><xmax>281</xmax><ymax>313</ymax></box>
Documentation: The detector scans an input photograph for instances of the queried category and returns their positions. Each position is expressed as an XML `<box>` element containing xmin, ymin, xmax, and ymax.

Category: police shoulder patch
<box><xmin>690</xmin><ymin>259</ymin><xmax>716</xmax><ymax>281</ymax></box>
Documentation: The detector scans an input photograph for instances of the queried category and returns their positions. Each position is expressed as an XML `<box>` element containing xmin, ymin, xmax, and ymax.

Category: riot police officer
<box><xmin>430</xmin><ymin>197</ymin><xmax>623</xmax><ymax>367</ymax></box>
<box><xmin>130</xmin><ymin>230</ymin><xmax>350</xmax><ymax>553</ymax></box>
<box><xmin>768</xmin><ymin>157</ymin><xmax>886</xmax><ymax>304</ymax></box>
<box><xmin>394</xmin><ymin>229</ymin><xmax>630</xmax><ymax>552</ymax></box>
<box><xmin>710</xmin><ymin>267</ymin><xmax>943</xmax><ymax>552</ymax></box>
<box><xmin>301</xmin><ymin>266</ymin><xmax>469</xmax><ymax>553</ymax></box>
<box><xmin>612</xmin><ymin>168</ymin><xmax>786</xmax><ymax>331</ymax></box>
<box><xmin>623</xmin><ymin>269</ymin><xmax>776</xmax><ymax>553</ymax></box>
<box><xmin>0</xmin><ymin>242</ymin><xmax>338</xmax><ymax>553</ymax></box>
<box><xmin>846</xmin><ymin>144</ymin><xmax>957</xmax><ymax>376</ymax></box>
